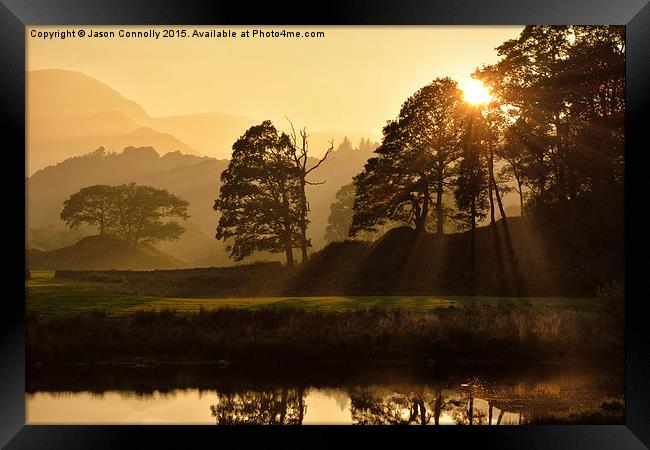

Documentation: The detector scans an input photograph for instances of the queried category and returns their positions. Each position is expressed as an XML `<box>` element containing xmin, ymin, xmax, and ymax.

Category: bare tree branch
<box><xmin>305</xmin><ymin>139</ymin><xmax>334</xmax><ymax>175</ymax></box>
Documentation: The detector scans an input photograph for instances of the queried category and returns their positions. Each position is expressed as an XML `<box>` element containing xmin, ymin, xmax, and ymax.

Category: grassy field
<box><xmin>27</xmin><ymin>271</ymin><xmax>600</xmax><ymax>320</ymax></box>
<box><xmin>26</xmin><ymin>271</ymin><xmax>622</xmax><ymax>365</ymax></box>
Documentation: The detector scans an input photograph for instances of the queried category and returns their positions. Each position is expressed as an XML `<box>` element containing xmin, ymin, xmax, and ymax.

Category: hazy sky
<box><xmin>27</xmin><ymin>26</ymin><xmax>523</xmax><ymax>136</ymax></box>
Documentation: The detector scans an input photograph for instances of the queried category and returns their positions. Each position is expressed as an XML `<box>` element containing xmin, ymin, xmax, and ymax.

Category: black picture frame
<box><xmin>2</xmin><ymin>0</ymin><xmax>648</xmax><ymax>447</ymax></box>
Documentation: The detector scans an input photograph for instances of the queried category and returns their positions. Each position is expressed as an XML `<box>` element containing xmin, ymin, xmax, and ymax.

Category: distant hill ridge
<box><xmin>27</xmin><ymin>69</ymin><xmax>379</xmax><ymax>172</ymax></box>
<box><xmin>28</xmin><ymin>144</ymin><xmax>375</xmax><ymax>266</ymax></box>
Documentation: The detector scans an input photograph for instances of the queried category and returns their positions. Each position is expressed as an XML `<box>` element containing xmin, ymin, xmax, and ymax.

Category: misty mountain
<box><xmin>146</xmin><ymin>112</ymin><xmax>257</xmax><ymax>158</ymax></box>
<box><xmin>27</xmin><ymin>69</ymin><xmax>379</xmax><ymax>173</ymax></box>
<box><xmin>27</xmin><ymin>144</ymin><xmax>375</xmax><ymax>266</ymax></box>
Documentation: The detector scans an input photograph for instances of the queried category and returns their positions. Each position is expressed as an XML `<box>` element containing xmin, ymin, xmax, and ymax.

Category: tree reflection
<box><xmin>349</xmin><ymin>387</ymin><xmax>446</xmax><ymax>425</ymax></box>
<box><xmin>210</xmin><ymin>387</ymin><xmax>306</xmax><ymax>424</ymax></box>
<box><xmin>349</xmin><ymin>385</ymin><xmax>491</xmax><ymax>425</ymax></box>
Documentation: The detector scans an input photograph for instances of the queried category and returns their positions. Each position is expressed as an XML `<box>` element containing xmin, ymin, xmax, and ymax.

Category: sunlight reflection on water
<box><xmin>27</xmin><ymin>370</ymin><xmax>622</xmax><ymax>425</ymax></box>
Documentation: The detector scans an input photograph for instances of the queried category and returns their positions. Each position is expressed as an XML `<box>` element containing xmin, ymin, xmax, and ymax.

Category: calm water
<box><xmin>26</xmin><ymin>363</ymin><xmax>623</xmax><ymax>425</ymax></box>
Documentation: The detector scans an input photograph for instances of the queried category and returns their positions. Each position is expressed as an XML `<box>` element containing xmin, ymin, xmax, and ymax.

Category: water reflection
<box><xmin>212</xmin><ymin>388</ymin><xmax>306</xmax><ymax>425</ymax></box>
<box><xmin>348</xmin><ymin>385</ymin><xmax>505</xmax><ymax>425</ymax></box>
<box><xmin>27</xmin><ymin>366</ymin><xmax>624</xmax><ymax>425</ymax></box>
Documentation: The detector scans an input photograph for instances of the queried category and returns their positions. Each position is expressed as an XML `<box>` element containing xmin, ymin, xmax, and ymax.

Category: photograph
<box><xmin>21</xmin><ymin>24</ymin><xmax>629</xmax><ymax>427</ymax></box>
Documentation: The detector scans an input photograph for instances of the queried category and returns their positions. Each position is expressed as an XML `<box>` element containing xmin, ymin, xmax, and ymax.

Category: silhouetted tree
<box><xmin>287</xmin><ymin>119</ymin><xmax>333</xmax><ymax>263</ymax></box>
<box><xmin>476</xmin><ymin>25</ymin><xmax>624</xmax><ymax>222</ymax></box>
<box><xmin>61</xmin><ymin>183</ymin><xmax>189</xmax><ymax>244</ymax></box>
<box><xmin>215</xmin><ymin>121</ymin><xmax>301</xmax><ymax>267</ymax></box>
<box><xmin>454</xmin><ymin>110</ymin><xmax>489</xmax><ymax>230</ymax></box>
<box><xmin>325</xmin><ymin>183</ymin><xmax>397</xmax><ymax>243</ymax></box>
<box><xmin>476</xmin><ymin>26</ymin><xmax>574</xmax><ymax>205</ymax></box>
<box><xmin>325</xmin><ymin>183</ymin><xmax>356</xmax><ymax>242</ymax></box>
<box><xmin>111</xmin><ymin>183</ymin><xmax>189</xmax><ymax>244</ymax></box>
<box><xmin>499</xmin><ymin>125</ymin><xmax>531</xmax><ymax>216</ymax></box>
<box><xmin>563</xmin><ymin>26</ymin><xmax>625</xmax><ymax>192</ymax></box>
<box><xmin>482</xmin><ymin>103</ymin><xmax>509</xmax><ymax>224</ymax></box>
<box><xmin>351</xmin><ymin>78</ymin><xmax>465</xmax><ymax>237</ymax></box>
<box><xmin>60</xmin><ymin>184</ymin><xmax>115</xmax><ymax>235</ymax></box>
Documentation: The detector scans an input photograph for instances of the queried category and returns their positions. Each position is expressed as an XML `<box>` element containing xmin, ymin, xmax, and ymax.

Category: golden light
<box><xmin>460</xmin><ymin>79</ymin><xmax>492</xmax><ymax>105</ymax></box>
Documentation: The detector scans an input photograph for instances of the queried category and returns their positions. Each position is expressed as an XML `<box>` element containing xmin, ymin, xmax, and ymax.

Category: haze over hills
<box><xmin>27</xmin><ymin>68</ymin><xmax>517</xmax><ymax>269</ymax></box>
<box><xmin>27</xmin><ymin>144</ymin><xmax>375</xmax><ymax>267</ymax></box>
<box><xmin>27</xmin><ymin>69</ymin><xmax>380</xmax><ymax>173</ymax></box>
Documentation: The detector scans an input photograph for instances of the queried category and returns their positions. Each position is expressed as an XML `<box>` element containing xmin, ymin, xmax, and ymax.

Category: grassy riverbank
<box><xmin>27</xmin><ymin>271</ymin><xmax>599</xmax><ymax>319</ymax></box>
<box><xmin>26</xmin><ymin>272</ymin><xmax>622</xmax><ymax>366</ymax></box>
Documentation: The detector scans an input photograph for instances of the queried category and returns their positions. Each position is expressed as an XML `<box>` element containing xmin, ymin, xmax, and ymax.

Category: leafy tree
<box><xmin>60</xmin><ymin>183</ymin><xmax>189</xmax><ymax>244</ymax></box>
<box><xmin>351</xmin><ymin>77</ymin><xmax>465</xmax><ymax>236</ymax></box>
<box><xmin>476</xmin><ymin>25</ymin><xmax>624</xmax><ymax>216</ymax></box>
<box><xmin>325</xmin><ymin>183</ymin><xmax>356</xmax><ymax>242</ymax></box>
<box><xmin>480</xmin><ymin>103</ymin><xmax>510</xmax><ymax>224</ymax></box>
<box><xmin>111</xmin><ymin>183</ymin><xmax>189</xmax><ymax>244</ymax></box>
<box><xmin>215</xmin><ymin>121</ymin><xmax>302</xmax><ymax>267</ymax></box>
<box><xmin>498</xmin><ymin>128</ymin><xmax>529</xmax><ymax>217</ymax></box>
<box><xmin>325</xmin><ymin>183</ymin><xmax>400</xmax><ymax>243</ymax></box>
<box><xmin>563</xmin><ymin>26</ymin><xmax>624</xmax><ymax>192</ymax></box>
<box><xmin>454</xmin><ymin>110</ymin><xmax>489</xmax><ymax>230</ymax></box>
<box><xmin>60</xmin><ymin>184</ymin><xmax>115</xmax><ymax>235</ymax></box>
<box><xmin>476</xmin><ymin>26</ymin><xmax>573</xmax><ymax>205</ymax></box>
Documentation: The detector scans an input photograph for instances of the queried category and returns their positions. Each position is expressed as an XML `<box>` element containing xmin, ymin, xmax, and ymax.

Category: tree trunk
<box><xmin>468</xmin><ymin>395</ymin><xmax>474</xmax><ymax>425</ymax></box>
<box><xmin>470</xmin><ymin>197</ymin><xmax>476</xmax><ymax>230</ymax></box>
<box><xmin>280</xmin><ymin>183</ymin><xmax>295</xmax><ymax>268</ymax></box>
<box><xmin>284</xmin><ymin>240</ymin><xmax>294</xmax><ymax>268</ymax></box>
<box><xmin>434</xmin><ymin>391</ymin><xmax>442</xmax><ymax>425</ymax></box>
<box><xmin>488</xmin><ymin>145</ymin><xmax>507</xmax><ymax>223</ymax></box>
<box><xmin>299</xmin><ymin>176</ymin><xmax>309</xmax><ymax>264</ymax></box>
<box><xmin>517</xmin><ymin>178</ymin><xmax>524</xmax><ymax>217</ymax></box>
<box><xmin>488</xmin><ymin>175</ymin><xmax>495</xmax><ymax>224</ymax></box>
<box><xmin>416</xmin><ymin>189</ymin><xmax>429</xmax><ymax>234</ymax></box>
<box><xmin>492</xmin><ymin>175</ymin><xmax>507</xmax><ymax>223</ymax></box>
<box><xmin>297</xmin><ymin>388</ymin><xmax>305</xmax><ymax>424</ymax></box>
<box><xmin>279</xmin><ymin>388</ymin><xmax>287</xmax><ymax>424</ymax></box>
<box><xmin>418</xmin><ymin>399</ymin><xmax>427</xmax><ymax>425</ymax></box>
<box><xmin>436</xmin><ymin>176</ymin><xmax>444</xmax><ymax>235</ymax></box>
<box><xmin>300</xmin><ymin>234</ymin><xmax>308</xmax><ymax>263</ymax></box>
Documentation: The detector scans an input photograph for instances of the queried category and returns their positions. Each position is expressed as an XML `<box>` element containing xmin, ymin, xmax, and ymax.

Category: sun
<box><xmin>460</xmin><ymin>79</ymin><xmax>492</xmax><ymax>105</ymax></box>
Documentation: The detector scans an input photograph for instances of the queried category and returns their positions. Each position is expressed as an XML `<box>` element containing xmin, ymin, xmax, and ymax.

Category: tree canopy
<box><xmin>214</xmin><ymin>121</ymin><xmax>302</xmax><ymax>266</ymax></box>
<box><xmin>215</xmin><ymin>120</ymin><xmax>333</xmax><ymax>266</ymax></box>
<box><xmin>215</xmin><ymin>25</ymin><xmax>624</xmax><ymax>262</ymax></box>
<box><xmin>475</xmin><ymin>25</ymin><xmax>624</xmax><ymax>209</ymax></box>
<box><xmin>350</xmin><ymin>77</ymin><xmax>466</xmax><ymax>237</ymax></box>
<box><xmin>60</xmin><ymin>183</ymin><xmax>189</xmax><ymax>244</ymax></box>
<box><xmin>347</xmin><ymin>26</ymin><xmax>624</xmax><ymax>240</ymax></box>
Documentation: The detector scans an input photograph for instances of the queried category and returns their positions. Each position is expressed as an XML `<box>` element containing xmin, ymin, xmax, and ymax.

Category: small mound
<box><xmin>27</xmin><ymin>234</ymin><xmax>185</xmax><ymax>271</ymax></box>
<box><xmin>285</xmin><ymin>240</ymin><xmax>371</xmax><ymax>295</ymax></box>
<box><xmin>286</xmin><ymin>214</ymin><xmax>621</xmax><ymax>297</ymax></box>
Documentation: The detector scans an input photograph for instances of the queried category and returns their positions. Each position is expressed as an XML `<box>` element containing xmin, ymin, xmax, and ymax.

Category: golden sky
<box><xmin>27</xmin><ymin>26</ymin><xmax>522</xmax><ymax>137</ymax></box>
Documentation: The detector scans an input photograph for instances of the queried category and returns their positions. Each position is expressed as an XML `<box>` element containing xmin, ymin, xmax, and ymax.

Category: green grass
<box><xmin>26</xmin><ymin>271</ymin><xmax>600</xmax><ymax>320</ymax></box>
